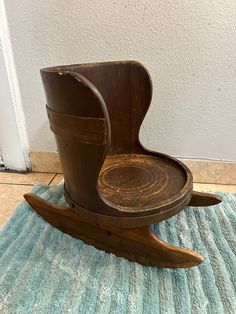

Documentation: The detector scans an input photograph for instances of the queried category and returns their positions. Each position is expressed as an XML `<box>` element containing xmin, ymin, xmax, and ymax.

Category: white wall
<box><xmin>0</xmin><ymin>1</ymin><xmax>29</xmax><ymax>171</ymax></box>
<box><xmin>4</xmin><ymin>0</ymin><xmax>236</xmax><ymax>161</ymax></box>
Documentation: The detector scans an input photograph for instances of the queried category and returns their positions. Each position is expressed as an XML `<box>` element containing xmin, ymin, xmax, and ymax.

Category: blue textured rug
<box><xmin>0</xmin><ymin>185</ymin><xmax>236</xmax><ymax>313</ymax></box>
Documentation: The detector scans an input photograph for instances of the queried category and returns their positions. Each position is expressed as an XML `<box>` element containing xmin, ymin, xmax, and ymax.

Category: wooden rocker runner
<box><xmin>24</xmin><ymin>61</ymin><xmax>222</xmax><ymax>268</ymax></box>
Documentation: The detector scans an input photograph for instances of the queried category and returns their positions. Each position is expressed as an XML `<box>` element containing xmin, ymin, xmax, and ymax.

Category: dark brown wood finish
<box><xmin>24</xmin><ymin>61</ymin><xmax>222</xmax><ymax>268</ymax></box>
<box><xmin>24</xmin><ymin>193</ymin><xmax>204</xmax><ymax>268</ymax></box>
<box><xmin>46</xmin><ymin>106</ymin><xmax>107</xmax><ymax>145</ymax></box>
<box><xmin>189</xmin><ymin>191</ymin><xmax>222</xmax><ymax>207</ymax></box>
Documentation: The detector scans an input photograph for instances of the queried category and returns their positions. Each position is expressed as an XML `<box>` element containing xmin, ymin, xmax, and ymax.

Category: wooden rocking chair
<box><xmin>24</xmin><ymin>61</ymin><xmax>222</xmax><ymax>268</ymax></box>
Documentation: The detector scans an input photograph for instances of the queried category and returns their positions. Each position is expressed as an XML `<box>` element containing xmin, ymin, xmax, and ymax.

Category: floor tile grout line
<box><xmin>48</xmin><ymin>174</ymin><xmax>57</xmax><ymax>185</ymax></box>
<box><xmin>0</xmin><ymin>183</ymin><xmax>35</xmax><ymax>187</ymax></box>
<box><xmin>194</xmin><ymin>182</ymin><xmax>236</xmax><ymax>187</ymax></box>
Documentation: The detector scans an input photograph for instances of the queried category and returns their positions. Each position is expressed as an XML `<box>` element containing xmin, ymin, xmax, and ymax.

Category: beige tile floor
<box><xmin>0</xmin><ymin>172</ymin><xmax>58</xmax><ymax>226</ymax></box>
<box><xmin>0</xmin><ymin>171</ymin><xmax>235</xmax><ymax>226</ymax></box>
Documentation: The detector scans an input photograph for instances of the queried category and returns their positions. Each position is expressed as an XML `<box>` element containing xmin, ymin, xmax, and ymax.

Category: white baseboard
<box><xmin>29</xmin><ymin>151</ymin><xmax>236</xmax><ymax>185</ymax></box>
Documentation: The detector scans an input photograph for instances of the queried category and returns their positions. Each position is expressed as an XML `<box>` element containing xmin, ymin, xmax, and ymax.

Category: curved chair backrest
<box><xmin>41</xmin><ymin>61</ymin><xmax>152</xmax><ymax>213</ymax></box>
<box><xmin>51</xmin><ymin>61</ymin><xmax>153</xmax><ymax>154</ymax></box>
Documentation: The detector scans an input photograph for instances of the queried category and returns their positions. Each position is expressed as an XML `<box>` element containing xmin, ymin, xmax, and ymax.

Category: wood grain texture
<box><xmin>23</xmin><ymin>61</ymin><xmax>222</xmax><ymax>268</ymax></box>
<box><xmin>40</xmin><ymin>61</ymin><xmax>193</xmax><ymax>219</ymax></box>
<box><xmin>189</xmin><ymin>191</ymin><xmax>222</xmax><ymax>207</ymax></box>
<box><xmin>24</xmin><ymin>193</ymin><xmax>204</xmax><ymax>268</ymax></box>
<box><xmin>63</xmin><ymin>186</ymin><xmax>192</xmax><ymax>228</ymax></box>
<box><xmin>46</xmin><ymin>105</ymin><xmax>107</xmax><ymax>145</ymax></box>
<box><xmin>99</xmin><ymin>154</ymin><xmax>188</xmax><ymax>213</ymax></box>
<box><xmin>29</xmin><ymin>151</ymin><xmax>236</xmax><ymax>185</ymax></box>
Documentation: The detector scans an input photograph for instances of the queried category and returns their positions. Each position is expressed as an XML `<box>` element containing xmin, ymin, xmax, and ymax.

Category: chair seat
<box><xmin>98</xmin><ymin>154</ymin><xmax>191</xmax><ymax>215</ymax></box>
<box><xmin>35</xmin><ymin>62</ymin><xmax>222</xmax><ymax>268</ymax></box>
